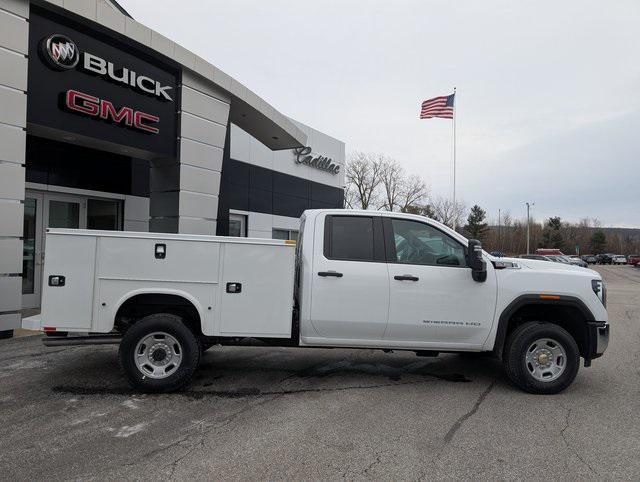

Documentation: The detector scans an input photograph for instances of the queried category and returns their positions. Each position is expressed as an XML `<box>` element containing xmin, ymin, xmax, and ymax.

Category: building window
<box><xmin>272</xmin><ymin>228</ymin><xmax>299</xmax><ymax>241</ymax></box>
<box><xmin>87</xmin><ymin>199</ymin><xmax>122</xmax><ymax>230</ymax></box>
<box><xmin>229</xmin><ymin>214</ymin><xmax>247</xmax><ymax>237</ymax></box>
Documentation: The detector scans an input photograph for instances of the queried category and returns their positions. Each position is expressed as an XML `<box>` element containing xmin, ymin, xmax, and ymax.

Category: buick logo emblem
<box><xmin>41</xmin><ymin>34</ymin><xmax>79</xmax><ymax>70</ymax></box>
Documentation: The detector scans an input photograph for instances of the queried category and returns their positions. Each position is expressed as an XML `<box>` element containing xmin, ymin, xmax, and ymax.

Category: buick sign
<box><xmin>38</xmin><ymin>34</ymin><xmax>174</xmax><ymax>102</ymax></box>
<box><xmin>41</xmin><ymin>34</ymin><xmax>79</xmax><ymax>70</ymax></box>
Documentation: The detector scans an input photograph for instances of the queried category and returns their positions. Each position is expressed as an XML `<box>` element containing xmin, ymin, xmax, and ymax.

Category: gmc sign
<box><xmin>65</xmin><ymin>90</ymin><xmax>160</xmax><ymax>134</ymax></box>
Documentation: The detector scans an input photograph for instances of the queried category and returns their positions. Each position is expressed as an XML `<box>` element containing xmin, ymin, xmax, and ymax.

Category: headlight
<box><xmin>592</xmin><ymin>279</ymin><xmax>606</xmax><ymax>307</ymax></box>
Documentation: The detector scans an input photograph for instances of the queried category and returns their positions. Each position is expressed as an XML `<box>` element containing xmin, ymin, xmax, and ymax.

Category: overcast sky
<box><xmin>121</xmin><ymin>0</ymin><xmax>639</xmax><ymax>227</ymax></box>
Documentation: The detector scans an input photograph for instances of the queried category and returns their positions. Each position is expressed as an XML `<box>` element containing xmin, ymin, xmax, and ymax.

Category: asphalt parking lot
<box><xmin>1</xmin><ymin>265</ymin><xmax>639</xmax><ymax>480</ymax></box>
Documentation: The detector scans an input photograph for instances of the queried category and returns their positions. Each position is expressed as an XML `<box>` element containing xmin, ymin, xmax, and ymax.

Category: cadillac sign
<box><xmin>294</xmin><ymin>146</ymin><xmax>340</xmax><ymax>175</ymax></box>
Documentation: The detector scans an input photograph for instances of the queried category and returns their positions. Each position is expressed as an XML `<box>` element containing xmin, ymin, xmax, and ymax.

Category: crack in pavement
<box><xmin>362</xmin><ymin>451</ymin><xmax>384</xmax><ymax>476</ymax></box>
<box><xmin>560</xmin><ymin>407</ymin><xmax>600</xmax><ymax>477</ymax></box>
<box><xmin>443</xmin><ymin>380</ymin><xmax>496</xmax><ymax>444</ymax></box>
<box><xmin>416</xmin><ymin>380</ymin><xmax>496</xmax><ymax>480</ymax></box>
<box><xmin>163</xmin><ymin>394</ymin><xmax>283</xmax><ymax>478</ymax></box>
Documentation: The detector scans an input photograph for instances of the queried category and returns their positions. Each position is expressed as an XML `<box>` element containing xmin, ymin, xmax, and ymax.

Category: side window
<box><xmin>324</xmin><ymin>216</ymin><xmax>375</xmax><ymax>261</ymax></box>
<box><xmin>390</xmin><ymin>219</ymin><xmax>466</xmax><ymax>267</ymax></box>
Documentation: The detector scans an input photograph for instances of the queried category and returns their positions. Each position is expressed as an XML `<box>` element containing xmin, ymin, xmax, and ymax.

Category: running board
<box><xmin>43</xmin><ymin>335</ymin><xmax>122</xmax><ymax>346</ymax></box>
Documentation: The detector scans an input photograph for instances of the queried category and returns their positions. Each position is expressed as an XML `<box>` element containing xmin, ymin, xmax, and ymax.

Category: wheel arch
<box><xmin>494</xmin><ymin>295</ymin><xmax>595</xmax><ymax>360</ymax></box>
<box><xmin>113</xmin><ymin>289</ymin><xmax>205</xmax><ymax>336</ymax></box>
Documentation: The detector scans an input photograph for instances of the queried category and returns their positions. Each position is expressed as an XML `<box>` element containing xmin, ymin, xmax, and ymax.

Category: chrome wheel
<box><xmin>134</xmin><ymin>332</ymin><xmax>183</xmax><ymax>379</ymax></box>
<box><xmin>525</xmin><ymin>337</ymin><xmax>567</xmax><ymax>382</ymax></box>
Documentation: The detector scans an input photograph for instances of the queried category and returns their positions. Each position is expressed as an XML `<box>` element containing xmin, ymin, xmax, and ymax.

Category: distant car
<box><xmin>568</xmin><ymin>256</ymin><xmax>589</xmax><ymax>268</ymax></box>
<box><xmin>612</xmin><ymin>255</ymin><xmax>627</xmax><ymax>265</ymax></box>
<box><xmin>627</xmin><ymin>255</ymin><xmax>640</xmax><ymax>266</ymax></box>
<box><xmin>583</xmin><ymin>255</ymin><xmax>597</xmax><ymax>264</ymax></box>
<box><xmin>536</xmin><ymin>248</ymin><xmax>564</xmax><ymax>256</ymax></box>
<box><xmin>596</xmin><ymin>254</ymin><xmax>613</xmax><ymax>265</ymax></box>
<box><xmin>546</xmin><ymin>255</ymin><xmax>571</xmax><ymax>264</ymax></box>
<box><xmin>519</xmin><ymin>254</ymin><xmax>552</xmax><ymax>261</ymax></box>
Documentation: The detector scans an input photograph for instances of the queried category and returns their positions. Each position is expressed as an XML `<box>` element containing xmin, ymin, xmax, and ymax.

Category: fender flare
<box><xmin>493</xmin><ymin>294</ymin><xmax>595</xmax><ymax>358</ymax></box>
<box><xmin>113</xmin><ymin>288</ymin><xmax>206</xmax><ymax>328</ymax></box>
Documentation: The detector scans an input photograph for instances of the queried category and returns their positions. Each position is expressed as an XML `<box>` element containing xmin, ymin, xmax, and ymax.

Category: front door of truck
<box><xmin>310</xmin><ymin>214</ymin><xmax>389</xmax><ymax>341</ymax></box>
<box><xmin>384</xmin><ymin>217</ymin><xmax>497</xmax><ymax>347</ymax></box>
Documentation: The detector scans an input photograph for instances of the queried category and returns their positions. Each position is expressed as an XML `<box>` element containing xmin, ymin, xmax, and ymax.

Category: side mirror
<box><xmin>467</xmin><ymin>239</ymin><xmax>487</xmax><ymax>282</ymax></box>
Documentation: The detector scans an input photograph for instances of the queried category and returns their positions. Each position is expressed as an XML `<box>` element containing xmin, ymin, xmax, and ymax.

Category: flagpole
<box><xmin>453</xmin><ymin>86</ymin><xmax>457</xmax><ymax>230</ymax></box>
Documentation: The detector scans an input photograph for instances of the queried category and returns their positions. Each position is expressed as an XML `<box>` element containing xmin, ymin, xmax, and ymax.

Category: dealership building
<box><xmin>0</xmin><ymin>0</ymin><xmax>345</xmax><ymax>336</ymax></box>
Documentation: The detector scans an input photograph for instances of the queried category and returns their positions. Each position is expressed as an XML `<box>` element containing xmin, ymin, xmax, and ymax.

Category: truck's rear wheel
<box><xmin>503</xmin><ymin>322</ymin><xmax>579</xmax><ymax>394</ymax></box>
<box><xmin>119</xmin><ymin>313</ymin><xmax>200</xmax><ymax>393</ymax></box>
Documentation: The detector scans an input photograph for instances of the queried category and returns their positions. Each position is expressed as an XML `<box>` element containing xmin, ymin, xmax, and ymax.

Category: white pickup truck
<box><xmin>24</xmin><ymin>209</ymin><xmax>609</xmax><ymax>394</ymax></box>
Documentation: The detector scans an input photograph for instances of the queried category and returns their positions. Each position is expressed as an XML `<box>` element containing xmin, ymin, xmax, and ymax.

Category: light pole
<box><xmin>525</xmin><ymin>202</ymin><xmax>535</xmax><ymax>254</ymax></box>
<box><xmin>498</xmin><ymin>208</ymin><xmax>501</xmax><ymax>251</ymax></box>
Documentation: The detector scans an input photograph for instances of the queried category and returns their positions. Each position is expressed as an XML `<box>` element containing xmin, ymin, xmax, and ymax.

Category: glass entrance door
<box><xmin>22</xmin><ymin>192</ymin><xmax>86</xmax><ymax>309</ymax></box>
<box><xmin>44</xmin><ymin>194</ymin><xmax>86</xmax><ymax>230</ymax></box>
<box><xmin>22</xmin><ymin>193</ymin><xmax>43</xmax><ymax>309</ymax></box>
<box><xmin>22</xmin><ymin>191</ymin><xmax>127</xmax><ymax>309</ymax></box>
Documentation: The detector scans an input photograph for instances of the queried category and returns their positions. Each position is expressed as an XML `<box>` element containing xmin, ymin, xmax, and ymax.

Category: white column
<box><xmin>149</xmin><ymin>70</ymin><xmax>230</xmax><ymax>235</ymax></box>
<box><xmin>0</xmin><ymin>0</ymin><xmax>28</xmax><ymax>331</ymax></box>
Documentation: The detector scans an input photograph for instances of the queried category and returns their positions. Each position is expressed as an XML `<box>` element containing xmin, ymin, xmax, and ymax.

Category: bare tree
<box><xmin>398</xmin><ymin>175</ymin><xmax>429</xmax><ymax>213</ymax></box>
<box><xmin>345</xmin><ymin>152</ymin><xmax>384</xmax><ymax>210</ymax></box>
<box><xmin>378</xmin><ymin>158</ymin><xmax>404</xmax><ymax>211</ymax></box>
<box><xmin>343</xmin><ymin>184</ymin><xmax>357</xmax><ymax>209</ymax></box>
<box><xmin>431</xmin><ymin>196</ymin><xmax>466</xmax><ymax>229</ymax></box>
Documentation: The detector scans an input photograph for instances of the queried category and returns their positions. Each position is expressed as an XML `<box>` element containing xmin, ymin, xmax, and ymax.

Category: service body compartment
<box><xmin>37</xmin><ymin>229</ymin><xmax>296</xmax><ymax>337</ymax></box>
<box><xmin>40</xmin><ymin>232</ymin><xmax>97</xmax><ymax>330</ymax></box>
<box><xmin>218</xmin><ymin>242</ymin><xmax>295</xmax><ymax>337</ymax></box>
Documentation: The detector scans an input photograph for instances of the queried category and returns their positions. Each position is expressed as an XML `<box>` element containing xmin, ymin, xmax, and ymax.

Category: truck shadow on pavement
<box><xmin>48</xmin><ymin>347</ymin><xmax>507</xmax><ymax>399</ymax></box>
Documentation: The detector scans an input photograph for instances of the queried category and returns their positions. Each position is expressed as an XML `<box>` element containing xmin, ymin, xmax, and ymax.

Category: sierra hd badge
<box><xmin>41</xmin><ymin>34</ymin><xmax>79</xmax><ymax>70</ymax></box>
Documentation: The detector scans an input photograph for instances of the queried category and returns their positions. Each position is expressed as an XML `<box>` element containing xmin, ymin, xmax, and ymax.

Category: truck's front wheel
<box><xmin>503</xmin><ymin>322</ymin><xmax>579</xmax><ymax>394</ymax></box>
<box><xmin>119</xmin><ymin>313</ymin><xmax>200</xmax><ymax>393</ymax></box>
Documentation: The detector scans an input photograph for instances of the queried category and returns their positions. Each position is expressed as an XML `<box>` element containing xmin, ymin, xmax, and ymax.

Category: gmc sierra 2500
<box><xmin>24</xmin><ymin>209</ymin><xmax>609</xmax><ymax>394</ymax></box>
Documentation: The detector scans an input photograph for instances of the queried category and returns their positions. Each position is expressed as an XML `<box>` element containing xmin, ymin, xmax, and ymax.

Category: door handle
<box><xmin>318</xmin><ymin>271</ymin><xmax>343</xmax><ymax>278</ymax></box>
<box><xmin>394</xmin><ymin>274</ymin><xmax>419</xmax><ymax>281</ymax></box>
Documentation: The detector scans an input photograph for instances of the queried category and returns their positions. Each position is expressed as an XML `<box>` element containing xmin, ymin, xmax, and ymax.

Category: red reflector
<box><xmin>43</xmin><ymin>327</ymin><xmax>57</xmax><ymax>333</ymax></box>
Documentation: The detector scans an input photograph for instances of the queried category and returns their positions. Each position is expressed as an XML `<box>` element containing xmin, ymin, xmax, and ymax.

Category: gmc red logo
<box><xmin>64</xmin><ymin>89</ymin><xmax>160</xmax><ymax>134</ymax></box>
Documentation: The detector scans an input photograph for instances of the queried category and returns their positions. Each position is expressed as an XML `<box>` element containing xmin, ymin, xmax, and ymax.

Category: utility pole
<box><xmin>498</xmin><ymin>209</ymin><xmax>501</xmax><ymax>251</ymax></box>
<box><xmin>525</xmin><ymin>202</ymin><xmax>535</xmax><ymax>254</ymax></box>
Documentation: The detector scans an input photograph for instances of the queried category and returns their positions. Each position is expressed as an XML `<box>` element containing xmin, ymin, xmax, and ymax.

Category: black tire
<box><xmin>0</xmin><ymin>330</ymin><xmax>13</xmax><ymax>340</ymax></box>
<box><xmin>503</xmin><ymin>322</ymin><xmax>579</xmax><ymax>394</ymax></box>
<box><xmin>119</xmin><ymin>313</ymin><xmax>200</xmax><ymax>393</ymax></box>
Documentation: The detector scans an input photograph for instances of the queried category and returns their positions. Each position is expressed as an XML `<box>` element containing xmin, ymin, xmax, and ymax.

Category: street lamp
<box><xmin>525</xmin><ymin>202</ymin><xmax>535</xmax><ymax>254</ymax></box>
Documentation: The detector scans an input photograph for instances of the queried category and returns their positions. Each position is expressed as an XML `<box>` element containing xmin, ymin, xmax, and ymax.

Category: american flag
<box><xmin>420</xmin><ymin>93</ymin><xmax>455</xmax><ymax>119</ymax></box>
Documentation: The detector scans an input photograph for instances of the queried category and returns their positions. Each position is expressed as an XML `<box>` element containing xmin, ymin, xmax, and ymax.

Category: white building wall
<box><xmin>231</xmin><ymin>120</ymin><xmax>345</xmax><ymax>190</ymax></box>
<box><xmin>0</xmin><ymin>0</ymin><xmax>28</xmax><ymax>331</ymax></box>
<box><xmin>230</xmin><ymin>119</ymin><xmax>345</xmax><ymax>238</ymax></box>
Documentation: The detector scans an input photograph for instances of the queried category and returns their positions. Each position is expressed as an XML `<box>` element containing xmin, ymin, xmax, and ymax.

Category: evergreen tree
<box><xmin>403</xmin><ymin>204</ymin><xmax>437</xmax><ymax>219</ymax></box>
<box><xmin>464</xmin><ymin>205</ymin><xmax>488</xmax><ymax>241</ymax></box>
<box><xmin>590</xmin><ymin>230</ymin><xmax>607</xmax><ymax>254</ymax></box>
<box><xmin>541</xmin><ymin>216</ymin><xmax>565</xmax><ymax>250</ymax></box>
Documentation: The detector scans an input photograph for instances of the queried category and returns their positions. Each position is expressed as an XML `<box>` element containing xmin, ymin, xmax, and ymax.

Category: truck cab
<box><xmin>298</xmin><ymin>210</ymin><xmax>497</xmax><ymax>350</ymax></box>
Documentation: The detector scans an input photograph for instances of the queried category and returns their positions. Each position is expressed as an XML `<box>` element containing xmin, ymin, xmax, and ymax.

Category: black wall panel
<box><xmin>217</xmin><ymin>157</ymin><xmax>344</xmax><ymax>235</ymax></box>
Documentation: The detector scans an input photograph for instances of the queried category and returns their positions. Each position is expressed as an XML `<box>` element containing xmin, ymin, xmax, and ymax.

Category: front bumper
<box><xmin>585</xmin><ymin>321</ymin><xmax>609</xmax><ymax>364</ymax></box>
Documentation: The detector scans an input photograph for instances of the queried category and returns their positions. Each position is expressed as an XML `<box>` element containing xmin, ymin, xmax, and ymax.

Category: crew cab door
<box><xmin>309</xmin><ymin>214</ymin><xmax>389</xmax><ymax>340</ymax></box>
<box><xmin>384</xmin><ymin>217</ymin><xmax>497</xmax><ymax>347</ymax></box>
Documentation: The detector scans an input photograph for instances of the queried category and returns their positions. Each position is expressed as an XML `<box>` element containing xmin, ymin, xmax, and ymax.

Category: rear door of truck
<box><xmin>309</xmin><ymin>213</ymin><xmax>389</xmax><ymax>340</ymax></box>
